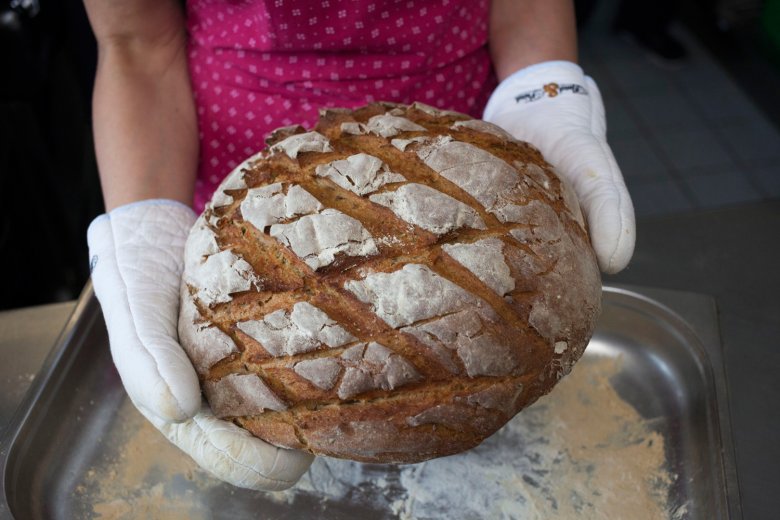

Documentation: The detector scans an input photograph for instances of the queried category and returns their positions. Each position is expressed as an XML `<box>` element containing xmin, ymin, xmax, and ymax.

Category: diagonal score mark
<box><xmin>364</xmin><ymin>138</ymin><xmax>505</xmax><ymax>230</ymax></box>
<box><xmin>231</xmin><ymin>371</ymin><xmax>535</xmax><ymax>419</ymax></box>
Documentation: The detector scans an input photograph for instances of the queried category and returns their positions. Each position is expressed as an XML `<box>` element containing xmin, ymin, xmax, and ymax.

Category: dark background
<box><xmin>1</xmin><ymin>0</ymin><xmax>100</xmax><ymax>309</ymax></box>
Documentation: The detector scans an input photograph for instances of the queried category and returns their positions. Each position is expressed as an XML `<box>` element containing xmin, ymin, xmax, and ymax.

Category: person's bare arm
<box><xmin>489</xmin><ymin>0</ymin><xmax>578</xmax><ymax>81</ymax></box>
<box><xmin>84</xmin><ymin>0</ymin><xmax>197</xmax><ymax>210</ymax></box>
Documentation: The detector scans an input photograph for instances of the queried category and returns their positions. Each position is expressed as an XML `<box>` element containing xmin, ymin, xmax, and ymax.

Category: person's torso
<box><xmin>186</xmin><ymin>0</ymin><xmax>495</xmax><ymax>210</ymax></box>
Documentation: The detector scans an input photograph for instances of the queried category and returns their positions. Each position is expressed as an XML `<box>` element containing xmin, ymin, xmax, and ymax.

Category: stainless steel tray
<box><xmin>0</xmin><ymin>285</ymin><xmax>741</xmax><ymax>519</ymax></box>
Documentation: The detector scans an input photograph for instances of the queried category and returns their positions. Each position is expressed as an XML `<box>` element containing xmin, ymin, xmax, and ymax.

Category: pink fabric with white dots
<box><xmin>187</xmin><ymin>0</ymin><xmax>496</xmax><ymax>211</ymax></box>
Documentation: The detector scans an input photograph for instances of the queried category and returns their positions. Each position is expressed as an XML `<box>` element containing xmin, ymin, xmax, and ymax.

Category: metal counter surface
<box><xmin>605</xmin><ymin>200</ymin><xmax>780</xmax><ymax>520</ymax></box>
<box><xmin>0</xmin><ymin>301</ymin><xmax>76</xmax><ymax>436</ymax></box>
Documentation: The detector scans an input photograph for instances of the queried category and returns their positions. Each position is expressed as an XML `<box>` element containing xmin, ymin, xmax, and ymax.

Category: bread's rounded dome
<box><xmin>179</xmin><ymin>102</ymin><xmax>601</xmax><ymax>463</ymax></box>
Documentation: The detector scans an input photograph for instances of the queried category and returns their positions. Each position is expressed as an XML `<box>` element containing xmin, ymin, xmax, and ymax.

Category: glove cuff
<box><xmin>88</xmin><ymin>199</ymin><xmax>197</xmax><ymax>253</ymax></box>
<box><xmin>484</xmin><ymin>61</ymin><xmax>588</xmax><ymax>121</ymax></box>
<box><xmin>89</xmin><ymin>199</ymin><xmax>196</xmax><ymax>229</ymax></box>
<box><xmin>108</xmin><ymin>198</ymin><xmax>195</xmax><ymax>218</ymax></box>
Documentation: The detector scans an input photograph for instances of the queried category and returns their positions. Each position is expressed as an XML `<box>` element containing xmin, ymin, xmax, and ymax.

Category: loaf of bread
<box><xmin>179</xmin><ymin>102</ymin><xmax>601</xmax><ymax>463</ymax></box>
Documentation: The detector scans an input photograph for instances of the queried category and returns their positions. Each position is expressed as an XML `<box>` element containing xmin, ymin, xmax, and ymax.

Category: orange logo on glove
<box><xmin>514</xmin><ymin>82</ymin><xmax>587</xmax><ymax>104</ymax></box>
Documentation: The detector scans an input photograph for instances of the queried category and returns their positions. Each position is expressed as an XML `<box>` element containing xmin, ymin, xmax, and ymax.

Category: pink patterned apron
<box><xmin>187</xmin><ymin>0</ymin><xmax>496</xmax><ymax>211</ymax></box>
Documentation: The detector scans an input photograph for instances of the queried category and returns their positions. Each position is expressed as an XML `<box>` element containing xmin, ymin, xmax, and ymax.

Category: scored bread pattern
<box><xmin>336</xmin><ymin>342</ymin><xmax>421</xmax><ymax>399</ymax></box>
<box><xmin>236</xmin><ymin>302</ymin><xmax>355</xmax><ymax>357</ymax></box>
<box><xmin>365</xmin><ymin>113</ymin><xmax>427</xmax><ymax>137</ymax></box>
<box><xmin>268</xmin><ymin>208</ymin><xmax>378</xmax><ymax>270</ymax></box>
<box><xmin>179</xmin><ymin>102</ymin><xmax>601</xmax><ymax>463</ymax></box>
<box><xmin>204</xmin><ymin>372</ymin><xmax>288</xmax><ymax>416</ymax></box>
<box><xmin>402</xmin><ymin>308</ymin><xmax>520</xmax><ymax>378</ymax></box>
<box><xmin>209</xmin><ymin>152</ymin><xmax>257</xmax><ymax>210</ymax></box>
<box><xmin>369</xmin><ymin>183</ymin><xmax>487</xmax><ymax>235</ymax></box>
<box><xmin>187</xmin><ymin>249</ymin><xmax>261</xmax><ymax>307</ymax></box>
<box><xmin>178</xmin><ymin>288</ymin><xmax>239</xmax><ymax>374</ymax></box>
<box><xmin>239</xmin><ymin>183</ymin><xmax>378</xmax><ymax>270</ymax></box>
<box><xmin>269</xmin><ymin>131</ymin><xmax>333</xmax><ymax>158</ymax></box>
<box><xmin>315</xmin><ymin>153</ymin><xmax>406</xmax><ymax>196</ymax></box>
<box><xmin>441</xmin><ymin>238</ymin><xmax>515</xmax><ymax>296</ymax></box>
<box><xmin>344</xmin><ymin>263</ymin><xmax>491</xmax><ymax>329</ymax></box>
<box><xmin>239</xmin><ymin>183</ymin><xmax>323</xmax><ymax>230</ymax></box>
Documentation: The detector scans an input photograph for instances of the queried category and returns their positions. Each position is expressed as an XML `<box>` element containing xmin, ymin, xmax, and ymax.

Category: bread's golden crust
<box><xmin>237</xmin><ymin>375</ymin><xmax>535</xmax><ymax>463</ymax></box>
<box><xmin>179</xmin><ymin>103</ymin><xmax>601</xmax><ymax>463</ymax></box>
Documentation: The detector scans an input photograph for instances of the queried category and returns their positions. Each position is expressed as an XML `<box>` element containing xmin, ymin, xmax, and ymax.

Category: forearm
<box><xmin>489</xmin><ymin>0</ymin><xmax>578</xmax><ymax>81</ymax></box>
<box><xmin>87</xmin><ymin>0</ymin><xmax>198</xmax><ymax>210</ymax></box>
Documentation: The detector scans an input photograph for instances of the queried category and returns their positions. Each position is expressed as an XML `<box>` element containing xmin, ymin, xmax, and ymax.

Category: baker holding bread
<box><xmin>84</xmin><ymin>0</ymin><xmax>635</xmax><ymax>491</ymax></box>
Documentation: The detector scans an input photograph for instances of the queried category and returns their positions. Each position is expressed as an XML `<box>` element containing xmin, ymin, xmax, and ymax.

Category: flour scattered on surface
<box><xmin>276</xmin><ymin>355</ymin><xmax>677</xmax><ymax>520</ymax></box>
<box><xmin>74</xmin><ymin>355</ymin><xmax>679</xmax><ymax>519</ymax></box>
<box><xmin>75</xmin><ymin>402</ymin><xmax>212</xmax><ymax>520</ymax></box>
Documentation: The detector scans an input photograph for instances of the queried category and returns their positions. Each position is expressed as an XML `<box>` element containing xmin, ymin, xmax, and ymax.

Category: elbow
<box><xmin>97</xmin><ymin>29</ymin><xmax>187</xmax><ymax>76</ymax></box>
<box><xmin>92</xmin><ymin>9</ymin><xmax>188</xmax><ymax>76</ymax></box>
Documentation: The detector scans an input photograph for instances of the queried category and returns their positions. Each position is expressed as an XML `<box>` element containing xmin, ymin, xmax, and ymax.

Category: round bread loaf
<box><xmin>179</xmin><ymin>102</ymin><xmax>601</xmax><ymax>464</ymax></box>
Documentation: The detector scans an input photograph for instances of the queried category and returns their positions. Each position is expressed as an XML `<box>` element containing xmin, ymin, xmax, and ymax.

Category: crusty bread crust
<box><xmin>179</xmin><ymin>102</ymin><xmax>601</xmax><ymax>463</ymax></box>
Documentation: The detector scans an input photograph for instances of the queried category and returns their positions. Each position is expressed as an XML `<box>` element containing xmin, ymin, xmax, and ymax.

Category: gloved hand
<box><xmin>483</xmin><ymin>60</ymin><xmax>635</xmax><ymax>274</ymax></box>
<box><xmin>87</xmin><ymin>199</ymin><xmax>313</xmax><ymax>490</ymax></box>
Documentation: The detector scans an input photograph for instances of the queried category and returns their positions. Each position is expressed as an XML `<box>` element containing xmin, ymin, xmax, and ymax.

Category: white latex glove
<box><xmin>87</xmin><ymin>199</ymin><xmax>313</xmax><ymax>490</ymax></box>
<box><xmin>483</xmin><ymin>60</ymin><xmax>635</xmax><ymax>274</ymax></box>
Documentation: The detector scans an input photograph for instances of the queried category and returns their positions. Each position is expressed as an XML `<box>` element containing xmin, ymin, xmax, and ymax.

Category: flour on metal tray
<box><xmin>270</xmin><ymin>131</ymin><xmax>333</xmax><ymax>158</ymax></box>
<box><xmin>441</xmin><ymin>238</ymin><xmax>515</xmax><ymax>296</ymax></box>
<box><xmin>369</xmin><ymin>183</ymin><xmax>486</xmax><ymax>236</ymax></box>
<box><xmin>278</xmin><ymin>357</ymin><xmax>674</xmax><ymax>520</ymax></box>
<box><xmin>270</xmin><ymin>209</ymin><xmax>379</xmax><ymax>270</ymax></box>
<box><xmin>315</xmin><ymin>153</ymin><xmax>406</xmax><ymax>196</ymax></box>
<box><xmin>204</xmin><ymin>373</ymin><xmax>287</xmax><ymax>417</ymax></box>
<box><xmin>237</xmin><ymin>302</ymin><xmax>355</xmax><ymax>357</ymax></box>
